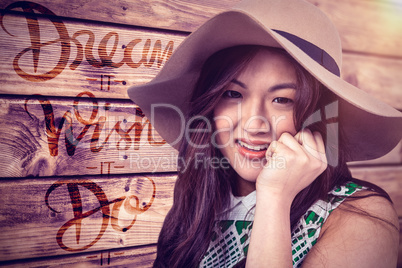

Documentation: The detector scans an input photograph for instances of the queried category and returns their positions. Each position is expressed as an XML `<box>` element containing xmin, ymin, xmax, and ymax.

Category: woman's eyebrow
<box><xmin>231</xmin><ymin>79</ymin><xmax>297</xmax><ymax>92</ymax></box>
<box><xmin>269</xmin><ymin>83</ymin><xmax>297</xmax><ymax>92</ymax></box>
<box><xmin>230</xmin><ymin>79</ymin><xmax>247</xmax><ymax>89</ymax></box>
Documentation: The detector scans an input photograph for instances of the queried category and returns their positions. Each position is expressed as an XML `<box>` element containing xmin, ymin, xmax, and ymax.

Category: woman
<box><xmin>128</xmin><ymin>0</ymin><xmax>402</xmax><ymax>267</ymax></box>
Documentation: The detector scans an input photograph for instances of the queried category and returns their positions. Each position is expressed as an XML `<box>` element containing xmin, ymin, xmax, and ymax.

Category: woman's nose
<box><xmin>241</xmin><ymin>100</ymin><xmax>271</xmax><ymax>136</ymax></box>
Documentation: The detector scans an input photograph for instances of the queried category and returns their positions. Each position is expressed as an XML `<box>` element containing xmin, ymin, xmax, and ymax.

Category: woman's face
<box><xmin>213</xmin><ymin>49</ymin><xmax>298</xmax><ymax>195</ymax></box>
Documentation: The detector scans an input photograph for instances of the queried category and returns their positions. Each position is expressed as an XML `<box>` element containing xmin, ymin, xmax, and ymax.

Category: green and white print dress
<box><xmin>199</xmin><ymin>182</ymin><xmax>364</xmax><ymax>268</ymax></box>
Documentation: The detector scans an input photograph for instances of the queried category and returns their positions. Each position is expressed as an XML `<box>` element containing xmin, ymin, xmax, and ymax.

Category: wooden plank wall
<box><xmin>0</xmin><ymin>0</ymin><xmax>401</xmax><ymax>266</ymax></box>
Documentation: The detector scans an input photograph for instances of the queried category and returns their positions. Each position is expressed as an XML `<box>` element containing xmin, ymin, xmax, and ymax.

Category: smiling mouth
<box><xmin>238</xmin><ymin>140</ymin><xmax>269</xmax><ymax>151</ymax></box>
<box><xmin>237</xmin><ymin>140</ymin><xmax>269</xmax><ymax>159</ymax></box>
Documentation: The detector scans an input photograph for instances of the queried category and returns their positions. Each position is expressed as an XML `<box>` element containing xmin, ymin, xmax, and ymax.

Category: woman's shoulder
<box><xmin>325</xmin><ymin>179</ymin><xmax>399</xmax><ymax>245</ymax></box>
<box><xmin>328</xmin><ymin>179</ymin><xmax>398</xmax><ymax>221</ymax></box>
<box><xmin>330</xmin><ymin>188</ymin><xmax>399</xmax><ymax>230</ymax></box>
<box><xmin>329</xmin><ymin>183</ymin><xmax>399</xmax><ymax>229</ymax></box>
<box><xmin>305</xmin><ymin>184</ymin><xmax>399</xmax><ymax>267</ymax></box>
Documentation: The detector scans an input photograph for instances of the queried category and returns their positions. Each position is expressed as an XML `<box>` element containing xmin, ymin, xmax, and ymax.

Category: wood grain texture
<box><xmin>400</xmin><ymin>218</ymin><xmax>402</xmax><ymax>268</ymax></box>
<box><xmin>0</xmin><ymin>96</ymin><xmax>177</xmax><ymax>177</ymax></box>
<box><xmin>0</xmin><ymin>167</ymin><xmax>401</xmax><ymax>263</ymax></box>
<box><xmin>0</xmin><ymin>173</ymin><xmax>175</xmax><ymax>261</ymax></box>
<box><xmin>1</xmin><ymin>226</ymin><xmax>401</xmax><ymax>268</ymax></box>
<box><xmin>0</xmin><ymin>244</ymin><xmax>157</xmax><ymax>267</ymax></box>
<box><xmin>0</xmin><ymin>95</ymin><xmax>400</xmax><ymax>178</ymax></box>
<box><xmin>0</xmin><ymin>12</ymin><xmax>184</xmax><ymax>99</ymax></box>
<box><xmin>1</xmin><ymin>0</ymin><xmax>401</xmax><ymax>57</ymax></box>
<box><xmin>341</xmin><ymin>53</ymin><xmax>402</xmax><ymax>110</ymax></box>
<box><xmin>0</xmin><ymin>13</ymin><xmax>401</xmax><ymax>109</ymax></box>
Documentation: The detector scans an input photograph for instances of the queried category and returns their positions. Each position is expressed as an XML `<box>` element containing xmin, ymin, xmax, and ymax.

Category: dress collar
<box><xmin>229</xmin><ymin>190</ymin><xmax>256</xmax><ymax>213</ymax></box>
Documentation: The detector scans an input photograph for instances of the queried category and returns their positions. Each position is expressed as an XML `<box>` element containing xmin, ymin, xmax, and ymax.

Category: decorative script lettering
<box><xmin>0</xmin><ymin>1</ymin><xmax>174</xmax><ymax>82</ymax></box>
<box><xmin>24</xmin><ymin>92</ymin><xmax>166</xmax><ymax>156</ymax></box>
<box><xmin>45</xmin><ymin>176</ymin><xmax>156</xmax><ymax>252</ymax></box>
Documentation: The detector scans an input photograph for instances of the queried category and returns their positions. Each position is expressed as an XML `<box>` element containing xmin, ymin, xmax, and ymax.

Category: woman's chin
<box><xmin>231</xmin><ymin>157</ymin><xmax>265</xmax><ymax>182</ymax></box>
<box><xmin>235</xmin><ymin>168</ymin><xmax>262</xmax><ymax>184</ymax></box>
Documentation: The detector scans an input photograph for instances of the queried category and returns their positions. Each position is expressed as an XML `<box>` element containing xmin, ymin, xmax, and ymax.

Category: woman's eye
<box><xmin>223</xmin><ymin>90</ymin><xmax>242</xmax><ymax>98</ymax></box>
<box><xmin>273</xmin><ymin>97</ymin><xmax>293</xmax><ymax>104</ymax></box>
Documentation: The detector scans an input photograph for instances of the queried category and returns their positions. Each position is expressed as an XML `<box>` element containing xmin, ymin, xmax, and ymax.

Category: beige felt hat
<box><xmin>128</xmin><ymin>0</ymin><xmax>402</xmax><ymax>162</ymax></box>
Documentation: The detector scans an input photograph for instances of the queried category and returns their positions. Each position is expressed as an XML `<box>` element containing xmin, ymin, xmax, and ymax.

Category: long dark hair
<box><xmin>152</xmin><ymin>45</ymin><xmax>393</xmax><ymax>267</ymax></box>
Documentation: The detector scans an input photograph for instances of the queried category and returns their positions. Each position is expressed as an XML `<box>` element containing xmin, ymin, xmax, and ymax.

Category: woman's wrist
<box><xmin>247</xmin><ymin>184</ymin><xmax>293</xmax><ymax>267</ymax></box>
<box><xmin>255</xmin><ymin>183</ymin><xmax>295</xmax><ymax>210</ymax></box>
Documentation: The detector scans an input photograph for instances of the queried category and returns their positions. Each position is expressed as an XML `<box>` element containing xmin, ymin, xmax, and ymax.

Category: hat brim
<box><xmin>128</xmin><ymin>10</ymin><xmax>402</xmax><ymax>161</ymax></box>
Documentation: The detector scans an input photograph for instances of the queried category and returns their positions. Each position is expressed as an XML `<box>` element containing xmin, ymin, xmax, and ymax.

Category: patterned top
<box><xmin>199</xmin><ymin>182</ymin><xmax>364</xmax><ymax>268</ymax></box>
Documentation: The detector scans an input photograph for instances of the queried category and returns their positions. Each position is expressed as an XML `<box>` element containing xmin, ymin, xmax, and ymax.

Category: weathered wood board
<box><xmin>1</xmin><ymin>0</ymin><xmax>402</xmax><ymax>57</ymax></box>
<box><xmin>400</xmin><ymin>219</ymin><xmax>402</xmax><ymax>268</ymax></box>
<box><xmin>0</xmin><ymin>12</ymin><xmax>184</xmax><ymax>99</ymax></box>
<box><xmin>0</xmin><ymin>245</ymin><xmax>157</xmax><ymax>267</ymax></box>
<box><xmin>0</xmin><ymin>96</ymin><xmax>177</xmax><ymax>177</ymax></box>
<box><xmin>0</xmin><ymin>12</ymin><xmax>401</xmax><ymax>109</ymax></box>
<box><xmin>0</xmin><ymin>173</ymin><xmax>175</xmax><ymax>261</ymax></box>
<box><xmin>0</xmin><ymin>95</ymin><xmax>400</xmax><ymax>178</ymax></box>
<box><xmin>0</xmin><ymin>166</ymin><xmax>401</xmax><ymax>264</ymax></box>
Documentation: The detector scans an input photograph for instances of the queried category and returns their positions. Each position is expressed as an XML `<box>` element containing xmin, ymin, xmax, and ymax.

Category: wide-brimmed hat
<box><xmin>128</xmin><ymin>0</ymin><xmax>402</xmax><ymax>162</ymax></box>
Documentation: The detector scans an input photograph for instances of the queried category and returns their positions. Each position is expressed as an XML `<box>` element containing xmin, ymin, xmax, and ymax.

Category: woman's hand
<box><xmin>256</xmin><ymin>129</ymin><xmax>328</xmax><ymax>200</ymax></box>
<box><xmin>246</xmin><ymin>129</ymin><xmax>328</xmax><ymax>268</ymax></box>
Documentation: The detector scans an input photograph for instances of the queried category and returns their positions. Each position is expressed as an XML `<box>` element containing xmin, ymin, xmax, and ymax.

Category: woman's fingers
<box><xmin>276</xmin><ymin>129</ymin><xmax>328</xmax><ymax>173</ymax></box>
<box><xmin>293</xmin><ymin>129</ymin><xmax>325</xmax><ymax>164</ymax></box>
<box><xmin>312</xmin><ymin>131</ymin><xmax>328</xmax><ymax>167</ymax></box>
<box><xmin>266</xmin><ymin>140</ymin><xmax>291</xmax><ymax>159</ymax></box>
<box><xmin>258</xmin><ymin>130</ymin><xmax>328</xmax><ymax>198</ymax></box>
<box><xmin>267</xmin><ymin>130</ymin><xmax>320</xmax><ymax>161</ymax></box>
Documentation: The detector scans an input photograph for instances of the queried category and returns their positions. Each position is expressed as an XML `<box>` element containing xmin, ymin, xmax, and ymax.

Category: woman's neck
<box><xmin>233</xmin><ymin>174</ymin><xmax>256</xmax><ymax>196</ymax></box>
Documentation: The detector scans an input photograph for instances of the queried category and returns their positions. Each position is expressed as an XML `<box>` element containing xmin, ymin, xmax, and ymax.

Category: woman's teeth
<box><xmin>238</xmin><ymin>140</ymin><xmax>268</xmax><ymax>151</ymax></box>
